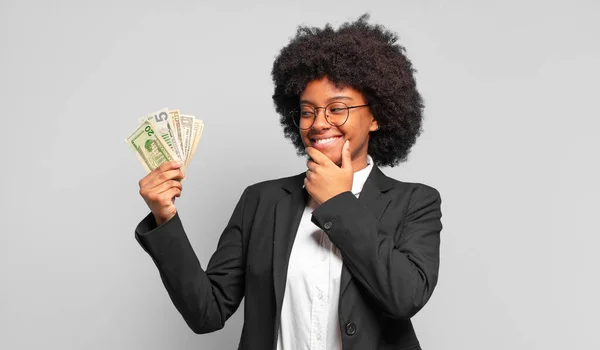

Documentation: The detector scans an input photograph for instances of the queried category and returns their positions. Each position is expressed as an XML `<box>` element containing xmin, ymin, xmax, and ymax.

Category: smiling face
<box><xmin>299</xmin><ymin>76</ymin><xmax>379</xmax><ymax>171</ymax></box>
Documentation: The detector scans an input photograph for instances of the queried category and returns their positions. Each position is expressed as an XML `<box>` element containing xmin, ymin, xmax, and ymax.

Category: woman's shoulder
<box><xmin>373</xmin><ymin>167</ymin><xmax>441</xmax><ymax>201</ymax></box>
<box><xmin>242</xmin><ymin>172</ymin><xmax>305</xmax><ymax>199</ymax></box>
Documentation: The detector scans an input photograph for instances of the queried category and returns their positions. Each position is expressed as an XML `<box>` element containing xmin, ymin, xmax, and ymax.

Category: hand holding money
<box><xmin>126</xmin><ymin>108</ymin><xmax>204</xmax><ymax>224</ymax></box>
<box><xmin>138</xmin><ymin>161</ymin><xmax>185</xmax><ymax>225</ymax></box>
<box><xmin>126</xmin><ymin>108</ymin><xmax>204</xmax><ymax>174</ymax></box>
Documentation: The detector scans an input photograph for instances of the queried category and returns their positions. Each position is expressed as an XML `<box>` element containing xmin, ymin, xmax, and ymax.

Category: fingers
<box><xmin>306</xmin><ymin>159</ymin><xmax>318</xmax><ymax>171</ymax></box>
<box><xmin>150</xmin><ymin>169</ymin><xmax>185</xmax><ymax>188</ymax></box>
<box><xmin>139</xmin><ymin>161</ymin><xmax>183</xmax><ymax>188</ymax></box>
<box><xmin>142</xmin><ymin>184</ymin><xmax>182</xmax><ymax>206</ymax></box>
<box><xmin>147</xmin><ymin>179</ymin><xmax>183</xmax><ymax>197</ymax></box>
<box><xmin>341</xmin><ymin>140</ymin><xmax>352</xmax><ymax>170</ymax></box>
<box><xmin>305</xmin><ymin>147</ymin><xmax>330</xmax><ymax>165</ymax></box>
<box><xmin>157</xmin><ymin>160</ymin><xmax>183</xmax><ymax>173</ymax></box>
<box><xmin>160</xmin><ymin>187</ymin><xmax>182</xmax><ymax>203</ymax></box>
<box><xmin>140</xmin><ymin>175</ymin><xmax>183</xmax><ymax>199</ymax></box>
<box><xmin>154</xmin><ymin>189</ymin><xmax>182</xmax><ymax>218</ymax></box>
<box><xmin>142</xmin><ymin>168</ymin><xmax>185</xmax><ymax>190</ymax></box>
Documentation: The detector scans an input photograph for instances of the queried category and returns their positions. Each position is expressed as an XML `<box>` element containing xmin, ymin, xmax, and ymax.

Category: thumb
<box><xmin>341</xmin><ymin>140</ymin><xmax>352</xmax><ymax>170</ymax></box>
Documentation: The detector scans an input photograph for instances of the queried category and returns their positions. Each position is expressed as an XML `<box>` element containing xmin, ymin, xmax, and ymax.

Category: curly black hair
<box><xmin>271</xmin><ymin>14</ymin><xmax>424</xmax><ymax>167</ymax></box>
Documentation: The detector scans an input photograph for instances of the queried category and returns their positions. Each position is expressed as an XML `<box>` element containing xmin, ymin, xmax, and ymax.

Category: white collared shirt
<box><xmin>276</xmin><ymin>155</ymin><xmax>374</xmax><ymax>350</ymax></box>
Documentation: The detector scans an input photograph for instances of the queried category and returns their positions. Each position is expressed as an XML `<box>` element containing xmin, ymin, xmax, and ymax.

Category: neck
<box><xmin>351</xmin><ymin>154</ymin><xmax>369</xmax><ymax>172</ymax></box>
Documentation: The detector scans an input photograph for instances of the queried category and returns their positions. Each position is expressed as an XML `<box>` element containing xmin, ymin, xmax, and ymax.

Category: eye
<box><xmin>300</xmin><ymin>108</ymin><xmax>314</xmax><ymax>118</ymax></box>
<box><xmin>329</xmin><ymin>107</ymin><xmax>346</xmax><ymax>114</ymax></box>
<box><xmin>327</xmin><ymin>102</ymin><xmax>348</xmax><ymax>115</ymax></box>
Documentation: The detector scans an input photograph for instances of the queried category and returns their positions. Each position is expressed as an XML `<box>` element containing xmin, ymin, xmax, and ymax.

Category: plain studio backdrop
<box><xmin>1</xmin><ymin>0</ymin><xmax>598</xmax><ymax>349</ymax></box>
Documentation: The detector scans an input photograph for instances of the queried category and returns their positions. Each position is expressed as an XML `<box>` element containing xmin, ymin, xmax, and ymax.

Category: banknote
<box><xmin>128</xmin><ymin>108</ymin><xmax>203</xmax><ymax>174</ymax></box>
<box><xmin>179</xmin><ymin>114</ymin><xmax>195</xmax><ymax>160</ymax></box>
<box><xmin>126</xmin><ymin>120</ymin><xmax>178</xmax><ymax>173</ymax></box>
<box><xmin>170</xmin><ymin>110</ymin><xmax>184</xmax><ymax>162</ymax></box>
<box><xmin>146</xmin><ymin>108</ymin><xmax>184</xmax><ymax>162</ymax></box>
<box><xmin>167</xmin><ymin>110</ymin><xmax>184</xmax><ymax>162</ymax></box>
<box><xmin>186</xmin><ymin>119</ymin><xmax>204</xmax><ymax>167</ymax></box>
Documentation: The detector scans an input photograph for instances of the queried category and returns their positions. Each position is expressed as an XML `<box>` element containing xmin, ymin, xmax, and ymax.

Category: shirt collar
<box><xmin>351</xmin><ymin>154</ymin><xmax>374</xmax><ymax>197</ymax></box>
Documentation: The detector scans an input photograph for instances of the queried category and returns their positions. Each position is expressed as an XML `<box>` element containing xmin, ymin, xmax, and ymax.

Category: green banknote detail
<box><xmin>127</xmin><ymin>120</ymin><xmax>176</xmax><ymax>172</ymax></box>
<box><xmin>146</xmin><ymin>108</ymin><xmax>183</xmax><ymax>161</ymax></box>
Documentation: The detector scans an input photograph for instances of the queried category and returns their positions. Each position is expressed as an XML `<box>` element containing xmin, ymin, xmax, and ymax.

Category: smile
<box><xmin>313</xmin><ymin>136</ymin><xmax>342</xmax><ymax>145</ymax></box>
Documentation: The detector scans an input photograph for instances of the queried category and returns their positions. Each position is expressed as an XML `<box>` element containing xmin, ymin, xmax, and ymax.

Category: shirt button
<box><xmin>318</xmin><ymin>292</ymin><xmax>323</xmax><ymax>300</ymax></box>
<box><xmin>316</xmin><ymin>334</ymin><xmax>322</xmax><ymax>340</ymax></box>
<box><xmin>345</xmin><ymin>322</ymin><xmax>356</xmax><ymax>336</ymax></box>
<box><xmin>323</xmin><ymin>221</ymin><xmax>333</xmax><ymax>230</ymax></box>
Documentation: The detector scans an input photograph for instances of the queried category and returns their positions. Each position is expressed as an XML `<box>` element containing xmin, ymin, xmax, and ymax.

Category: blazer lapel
<box><xmin>269</xmin><ymin>167</ymin><xmax>396</xmax><ymax>334</ymax></box>
<box><xmin>272</xmin><ymin>174</ymin><xmax>307</xmax><ymax>338</ymax></box>
<box><xmin>339</xmin><ymin>166</ymin><xmax>395</xmax><ymax>297</ymax></box>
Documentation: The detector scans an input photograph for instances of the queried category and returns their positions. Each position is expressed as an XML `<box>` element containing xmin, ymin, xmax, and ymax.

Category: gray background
<box><xmin>1</xmin><ymin>0</ymin><xmax>598</xmax><ymax>349</ymax></box>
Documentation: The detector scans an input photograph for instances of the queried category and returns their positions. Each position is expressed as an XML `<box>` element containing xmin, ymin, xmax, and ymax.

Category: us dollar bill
<box><xmin>186</xmin><ymin>119</ymin><xmax>204</xmax><ymax>167</ymax></box>
<box><xmin>179</xmin><ymin>114</ymin><xmax>195</xmax><ymax>160</ymax></box>
<box><xmin>126</xmin><ymin>120</ymin><xmax>178</xmax><ymax>173</ymax></box>
<box><xmin>145</xmin><ymin>108</ymin><xmax>183</xmax><ymax>161</ymax></box>
<box><xmin>170</xmin><ymin>110</ymin><xmax>186</xmax><ymax>164</ymax></box>
<box><xmin>167</xmin><ymin>110</ymin><xmax>184</xmax><ymax>161</ymax></box>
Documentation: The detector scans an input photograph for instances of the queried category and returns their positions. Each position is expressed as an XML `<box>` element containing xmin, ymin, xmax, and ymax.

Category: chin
<box><xmin>324</xmin><ymin>153</ymin><xmax>342</xmax><ymax>165</ymax></box>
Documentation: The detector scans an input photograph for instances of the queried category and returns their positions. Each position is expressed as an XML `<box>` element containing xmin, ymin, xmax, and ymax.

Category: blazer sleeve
<box><xmin>311</xmin><ymin>184</ymin><xmax>442</xmax><ymax>320</ymax></box>
<box><xmin>134</xmin><ymin>188</ymin><xmax>248</xmax><ymax>333</ymax></box>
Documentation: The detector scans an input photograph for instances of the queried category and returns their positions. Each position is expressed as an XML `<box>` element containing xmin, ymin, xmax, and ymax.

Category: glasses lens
<box><xmin>291</xmin><ymin>106</ymin><xmax>314</xmax><ymax>129</ymax></box>
<box><xmin>326</xmin><ymin>102</ymin><xmax>349</xmax><ymax>126</ymax></box>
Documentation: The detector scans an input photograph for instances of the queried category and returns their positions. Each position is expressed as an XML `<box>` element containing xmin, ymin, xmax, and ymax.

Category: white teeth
<box><xmin>314</xmin><ymin>137</ymin><xmax>340</xmax><ymax>145</ymax></box>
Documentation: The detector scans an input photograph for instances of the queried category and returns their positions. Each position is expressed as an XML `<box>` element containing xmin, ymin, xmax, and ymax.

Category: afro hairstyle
<box><xmin>271</xmin><ymin>14</ymin><xmax>425</xmax><ymax>167</ymax></box>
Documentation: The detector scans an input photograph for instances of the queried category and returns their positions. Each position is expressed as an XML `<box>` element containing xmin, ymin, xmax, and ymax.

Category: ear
<box><xmin>369</xmin><ymin>117</ymin><xmax>379</xmax><ymax>132</ymax></box>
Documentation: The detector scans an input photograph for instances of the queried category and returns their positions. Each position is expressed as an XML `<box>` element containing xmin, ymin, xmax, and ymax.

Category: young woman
<box><xmin>135</xmin><ymin>14</ymin><xmax>442</xmax><ymax>350</ymax></box>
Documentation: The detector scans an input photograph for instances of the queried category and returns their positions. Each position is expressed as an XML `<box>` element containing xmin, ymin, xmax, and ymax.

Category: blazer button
<box><xmin>323</xmin><ymin>221</ymin><xmax>333</xmax><ymax>230</ymax></box>
<box><xmin>345</xmin><ymin>322</ymin><xmax>356</xmax><ymax>336</ymax></box>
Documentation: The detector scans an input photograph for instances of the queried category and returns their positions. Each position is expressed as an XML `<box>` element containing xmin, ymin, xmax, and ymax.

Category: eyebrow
<box><xmin>300</xmin><ymin>95</ymin><xmax>354</xmax><ymax>105</ymax></box>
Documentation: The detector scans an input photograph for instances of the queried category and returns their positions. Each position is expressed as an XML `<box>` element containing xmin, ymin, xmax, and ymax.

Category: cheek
<box><xmin>342</xmin><ymin>124</ymin><xmax>369</xmax><ymax>147</ymax></box>
<box><xmin>300</xmin><ymin>132</ymin><xmax>310</xmax><ymax>146</ymax></box>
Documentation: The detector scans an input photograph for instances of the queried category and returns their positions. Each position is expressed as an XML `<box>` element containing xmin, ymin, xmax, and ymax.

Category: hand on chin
<box><xmin>324</xmin><ymin>151</ymin><xmax>343</xmax><ymax>166</ymax></box>
<box><xmin>317</xmin><ymin>145</ymin><xmax>343</xmax><ymax>165</ymax></box>
<box><xmin>304</xmin><ymin>140</ymin><xmax>353</xmax><ymax>205</ymax></box>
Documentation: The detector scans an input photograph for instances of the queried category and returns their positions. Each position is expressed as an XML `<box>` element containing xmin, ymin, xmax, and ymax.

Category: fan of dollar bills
<box><xmin>126</xmin><ymin>108</ymin><xmax>204</xmax><ymax>173</ymax></box>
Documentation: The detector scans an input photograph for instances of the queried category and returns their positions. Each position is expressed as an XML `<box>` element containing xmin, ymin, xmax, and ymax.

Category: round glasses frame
<box><xmin>290</xmin><ymin>101</ymin><xmax>370</xmax><ymax>130</ymax></box>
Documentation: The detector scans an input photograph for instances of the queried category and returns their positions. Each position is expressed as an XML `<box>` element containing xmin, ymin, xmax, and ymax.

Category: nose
<box><xmin>311</xmin><ymin>107</ymin><xmax>330</xmax><ymax>130</ymax></box>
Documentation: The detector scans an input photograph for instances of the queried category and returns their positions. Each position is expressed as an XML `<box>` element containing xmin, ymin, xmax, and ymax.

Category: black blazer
<box><xmin>135</xmin><ymin>166</ymin><xmax>443</xmax><ymax>350</ymax></box>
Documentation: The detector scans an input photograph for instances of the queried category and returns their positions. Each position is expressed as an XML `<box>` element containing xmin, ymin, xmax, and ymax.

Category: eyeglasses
<box><xmin>290</xmin><ymin>101</ymin><xmax>370</xmax><ymax>130</ymax></box>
